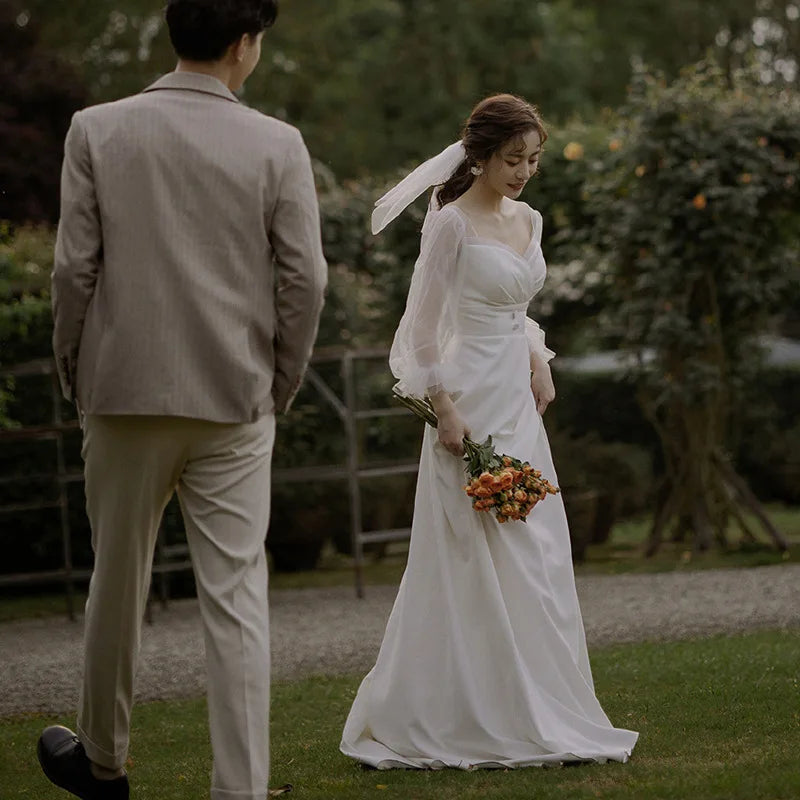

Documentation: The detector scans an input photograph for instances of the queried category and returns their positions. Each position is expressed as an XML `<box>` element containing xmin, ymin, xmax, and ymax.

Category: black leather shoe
<box><xmin>37</xmin><ymin>726</ymin><xmax>129</xmax><ymax>799</ymax></box>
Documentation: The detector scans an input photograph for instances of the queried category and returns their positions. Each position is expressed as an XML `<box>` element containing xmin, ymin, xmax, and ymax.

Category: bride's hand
<box><xmin>437</xmin><ymin>408</ymin><xmax>471</xmax><ymax>457</ymax></box>
<box><xmin>530</xmin><ymin>359</ymin><xmax>555</xmax><ymax>415</ymax></box>
<box><xmin>428</xmin><ymin>391</ymin><xmax>470</xmax><ymax>456</ymax></box>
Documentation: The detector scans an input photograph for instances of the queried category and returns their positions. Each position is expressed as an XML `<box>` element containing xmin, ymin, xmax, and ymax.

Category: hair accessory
<box><xmin>371</xmin><ymin>141</ymin><xmax>466</xmax><ymax>234</ymax></box>
<box><xmin>470</xmin><ymin>165</ymin><xmax>484</xmax><ymax>176</ymax></box>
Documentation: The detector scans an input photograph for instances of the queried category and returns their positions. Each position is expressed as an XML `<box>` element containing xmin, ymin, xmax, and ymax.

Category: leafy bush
<box><xmin>0</xmin><ymin>223</ymin><xmax>57</xmax><ymax>427</ymax></box>
<box><xmin>584</xmin><ymin>62</ymin><xmax>800</xmax><ymax>552</ymax></box>
<box><xmin>0</xmin><ymin>3</ymin><xmax>86</xmax><ymax>223</ymax></box>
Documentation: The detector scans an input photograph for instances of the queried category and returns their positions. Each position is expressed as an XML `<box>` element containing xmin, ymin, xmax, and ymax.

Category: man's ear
<box><xmin>230</xmin><ymin>34</ymin><xmax>249</xmax><ymax>63</ymax></box>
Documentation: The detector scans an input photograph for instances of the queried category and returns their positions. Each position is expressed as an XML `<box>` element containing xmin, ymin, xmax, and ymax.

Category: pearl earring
<box><xmin>470</xmin><ymin>165</ymin><xmax>484</xmax><ymax>176</ymax></box>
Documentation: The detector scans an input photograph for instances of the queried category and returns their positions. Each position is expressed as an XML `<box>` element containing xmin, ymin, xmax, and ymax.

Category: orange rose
<box><xmin>500</xmin><ymin>503</ymin><xmax>515</xmax><ymax>516</ymax></box>
<box><xmin>478</xmin><ymin>472</ymin><xmax>494</xmax><ymax>486</ymax></box>
<box><xmin>496</xmin><ymin>514</ymin><xmax>508</xmax><ymax>523</ymax></box>
<box><xmin>514</xmin><ymin>490</ymin><xmax>528</xmax><ymax>503</ymax></box>
<box><xmin>474</xmin><ymin>486</ymin><xmax>492</xmax><ymax>498</ymax></box>
<box><xmin>464</xmin><ymin>485</ymin><xmax>474</xmax><ymax>496</ymax></box>
<box><xmin>502</xmin><ymin>456</ymin><xmax>512</xmax><ymax>466</ymax></box>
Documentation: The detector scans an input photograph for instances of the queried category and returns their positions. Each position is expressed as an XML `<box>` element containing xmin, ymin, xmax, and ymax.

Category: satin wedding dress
<box><xmin>340</xmin><ymin>202</ymin><xmax>639</xmax><ymax>770</ymax></box>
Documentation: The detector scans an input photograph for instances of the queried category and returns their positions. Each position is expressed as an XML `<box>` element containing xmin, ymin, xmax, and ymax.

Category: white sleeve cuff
<box><xmin>525</xmin><ymin>317</ymin><xmax>555</xmax><ymax>363</ymax></box>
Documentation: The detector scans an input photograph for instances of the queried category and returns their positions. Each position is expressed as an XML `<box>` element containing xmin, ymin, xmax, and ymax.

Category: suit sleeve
<box><xmin>269</xmin><ymin>130</ymin><xmax>328</xmax><ymax>413</ymax></box>
<box><xmin>51</xmin><ymin>111</ymin><xmax>102</xmax><ymax>402</ymax></box>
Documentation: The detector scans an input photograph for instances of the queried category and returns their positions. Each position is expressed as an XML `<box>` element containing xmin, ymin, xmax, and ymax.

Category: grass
<box><xmin>2</xmin><ymin>504</ymin><xmax>797</xmax><ymax>623</ymax></box>
<box><xmin>2</xmin><ymin>629</ymin><xmax>799</xmax><ymax>799</ymax></box>
<box><xmin>573</xmin><ymin>502</ymin><xmax>800</xmax><ymax>576</ymax></box>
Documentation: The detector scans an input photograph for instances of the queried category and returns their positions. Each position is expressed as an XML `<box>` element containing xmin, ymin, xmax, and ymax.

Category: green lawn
<box><xmin>3</xmin><ymin>629</ymin><xmax>799</xmax><ymax>799</ymax></box>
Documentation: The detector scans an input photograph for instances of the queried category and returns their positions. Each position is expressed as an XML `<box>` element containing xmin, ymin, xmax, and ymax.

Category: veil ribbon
<box><xmin>371</xmin><ymin>140</ymin><xmax>466</xmax><ymax>234</ymax></box>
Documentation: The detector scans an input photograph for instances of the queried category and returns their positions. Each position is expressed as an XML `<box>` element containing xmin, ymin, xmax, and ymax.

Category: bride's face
<box><xmin>481</xmin><ymin>129</ymin><xmax>542</xmax><ymax>200</ymax></box>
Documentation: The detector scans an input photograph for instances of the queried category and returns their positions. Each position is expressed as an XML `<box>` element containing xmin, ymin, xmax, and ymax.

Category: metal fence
<box><xmin>0</xmin><ymin>359</ymin><xmax>82</xmax><ymax>618</ymax></box>
<box><xmin>0</xmin><ymin>348</ymin><xmax>417</xmax><ymax>618</ymax></box>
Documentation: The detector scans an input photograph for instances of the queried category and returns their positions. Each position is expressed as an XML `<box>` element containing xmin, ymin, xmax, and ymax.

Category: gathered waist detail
<box><xmin>458</xmin><ymin>303</ymin><xmax>529</xmax><ymax>338</ymax></box>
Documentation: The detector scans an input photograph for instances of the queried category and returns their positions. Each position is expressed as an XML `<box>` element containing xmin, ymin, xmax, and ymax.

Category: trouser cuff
<box><xmin>210</xmin><ymin>788</ymin><xmax>267</xmax><ymax>800</ymax></box>
<box><xmin>77</xmin><ymin>723</ymin><xmax>128</xmax><ymax>771</ymax></box>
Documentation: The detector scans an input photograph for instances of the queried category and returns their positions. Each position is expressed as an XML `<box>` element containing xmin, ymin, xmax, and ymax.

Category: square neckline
<box><xmin>448</xmin><ymin>204</ymin><xmax>537</xmax><ymax>262</ymax></box>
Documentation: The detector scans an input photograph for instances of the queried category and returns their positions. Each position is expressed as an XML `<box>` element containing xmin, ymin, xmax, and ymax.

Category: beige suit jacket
<box><xmin>52</xmin><ymin>72</ymin><xmax>327</xmax><ymax>421</ymax></box>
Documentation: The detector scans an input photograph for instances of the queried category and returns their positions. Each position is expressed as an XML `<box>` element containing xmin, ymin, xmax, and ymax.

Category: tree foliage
<box><xmin>586</xmin><ymin>62</ymin><xmax>800</xmax><ymax>553</ymax></box>
<box><xmin>0</xmin><ymin>2</ymin><xmax>87</xmax><ymax>222</ymax></box>
<box><xmin>14</xmin><ymin>0</ymin><xmax>800</xmax><ymax>180</ymax></box>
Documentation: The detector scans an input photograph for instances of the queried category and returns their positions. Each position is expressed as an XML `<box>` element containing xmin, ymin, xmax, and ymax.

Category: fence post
<box><xmin>51</xmin><ymin>366</ymin><xmax>76</xmax><ymax>622</ymax></box>
<box><xmin>342</xmin><ymin>352</ymin><xmax>366</xmax><ymax>598</ymax></box>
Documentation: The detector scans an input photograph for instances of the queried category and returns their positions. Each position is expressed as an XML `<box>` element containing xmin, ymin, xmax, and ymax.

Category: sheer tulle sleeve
<box><xmin>525</xmin><ymin>317</ymin><xmax>555</xmax><ymax>363</ymax></box>
<box><xmin>389</xmin><ymin>205</ymin><xmax>466</xmax><ymax>398</ymax></box>
<box><xmin>524</xmin><ymin>206</ymin><xmax>555</xmax><ymax>364</ymax></box>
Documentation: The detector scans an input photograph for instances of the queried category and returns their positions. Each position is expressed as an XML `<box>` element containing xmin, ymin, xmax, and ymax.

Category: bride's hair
<box><xmin>437</xmin><ymin>94</ymin><xmax>547</xmax><ymax>208</ymax></box>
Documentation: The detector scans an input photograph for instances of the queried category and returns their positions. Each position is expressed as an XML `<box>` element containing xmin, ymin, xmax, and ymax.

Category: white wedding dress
<box><xmin>340</xmin><ymin>201</ymin><xmax>639</xmax><ymax>770</ymax></box>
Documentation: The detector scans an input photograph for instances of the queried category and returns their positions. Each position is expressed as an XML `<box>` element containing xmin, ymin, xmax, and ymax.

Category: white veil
<box><xmin>371</xmin><ymin>140</ymin><xmax>466</xmax><ymax>234</ymax></box>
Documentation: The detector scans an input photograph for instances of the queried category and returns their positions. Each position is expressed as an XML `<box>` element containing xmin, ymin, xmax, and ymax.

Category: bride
<box><xmin>340</xmin><ymin>94</ymin><xmax>639</xmax><ymax>770</ymax></box>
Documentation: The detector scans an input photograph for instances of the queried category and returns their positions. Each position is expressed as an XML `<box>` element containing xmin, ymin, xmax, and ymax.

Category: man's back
<box><xmin>39</xmin><ymin>5</ymin><xmax>322</xmax><ymax>799</ymax></box>
<box><xmin>53</xmin><ymin>72</ymin><xmax>326</xmax><ymax>421</ymax></box>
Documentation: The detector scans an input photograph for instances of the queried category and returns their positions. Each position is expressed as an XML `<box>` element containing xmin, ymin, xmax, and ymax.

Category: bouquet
<box><xmin>393</xmin><ymin>389</ymin><xmax>559</xmax><ymax>523</ymax></box>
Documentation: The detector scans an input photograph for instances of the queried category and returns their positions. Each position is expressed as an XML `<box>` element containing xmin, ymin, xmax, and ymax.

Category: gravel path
<box><xmin>1</xmin><ymin>563</ymin><xmax>798</xmax><ymax>717</ymax></box>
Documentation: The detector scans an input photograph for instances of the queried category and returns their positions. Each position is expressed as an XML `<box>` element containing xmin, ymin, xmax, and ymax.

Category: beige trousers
<box><xmin>78</xmin><ymin>414</ymin><xmax>275</xmax><ymax>800</ymax></box>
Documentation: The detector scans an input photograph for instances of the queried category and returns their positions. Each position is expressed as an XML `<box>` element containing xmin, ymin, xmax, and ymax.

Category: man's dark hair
<box><xmin>166</xmin><ymin>0</ymin><xmax>278</xmax><ymax>62</ymax></box>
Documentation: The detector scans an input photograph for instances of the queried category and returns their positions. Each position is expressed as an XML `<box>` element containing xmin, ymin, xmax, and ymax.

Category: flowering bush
<box><xmin>584</xmin><ymin>62</ymin><xmax>800</xmax><ymax>553</ymax></box>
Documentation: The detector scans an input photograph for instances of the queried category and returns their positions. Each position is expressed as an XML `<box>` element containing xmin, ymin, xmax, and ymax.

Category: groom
<box><xmin>37</xmin><ymin>1</ymin><xmax>327</xmax><ymax>798</ymax></box>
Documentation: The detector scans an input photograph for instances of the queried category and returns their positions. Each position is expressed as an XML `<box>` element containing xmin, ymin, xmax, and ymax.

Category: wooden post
<box><xmin>342</xmin><ymin>352</ymin><xmax>366</xmax><ymax>598</ymax></box>
<box><xmin>51</xmin><ymin>366</ymin><xmax>76</xmax><ymax>622</ymax></box>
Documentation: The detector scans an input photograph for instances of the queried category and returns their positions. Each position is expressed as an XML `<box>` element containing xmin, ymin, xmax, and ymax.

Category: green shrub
<box><xmin>583</xmin><ymin>62</ymin><xmax>800</xmax><ymax>551</ymax></box>
<box><xmin>0</xmin><ymin>222</ymin><xmax>55</xmax><ymax>299</ymax></box>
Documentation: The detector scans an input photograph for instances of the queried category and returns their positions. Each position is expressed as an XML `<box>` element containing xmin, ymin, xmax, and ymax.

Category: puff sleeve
<box><xmin>389</xmin><ymin>205</ymin><xmax>466</xmax><ymax>398</ymax></box>
<box><xmin>525</xmin><ymin>317</ymin><xmax>555</xmax><ymax>364</ymax></box>
<box><xmin>524</xmin><ymin>207</ymin><xmax>555</xmax><ymax>364</ymax></box>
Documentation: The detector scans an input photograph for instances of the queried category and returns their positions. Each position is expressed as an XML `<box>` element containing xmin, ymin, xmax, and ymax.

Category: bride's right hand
<box><xmin>437</xmin><ymin>408</ymin><xmax>471</xmax><ymax>457</ymax></box>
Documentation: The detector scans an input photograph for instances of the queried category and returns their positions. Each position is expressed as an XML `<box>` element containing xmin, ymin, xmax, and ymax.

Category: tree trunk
<box><xmin>643</xmin><ymin>388</ymin><xmax>787</xmax><ymax>556</ymax></box>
